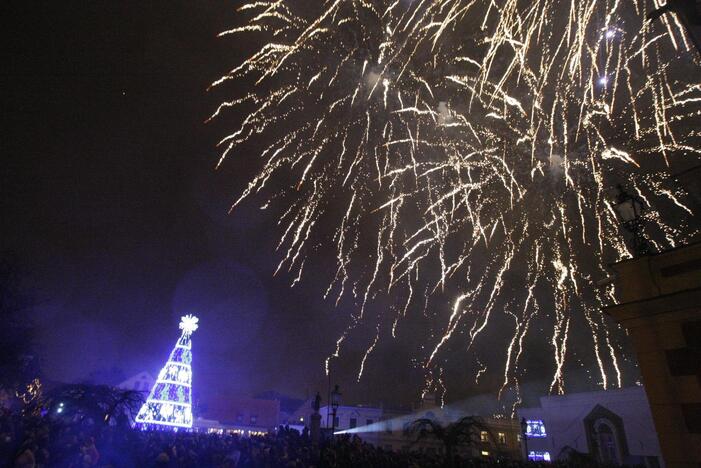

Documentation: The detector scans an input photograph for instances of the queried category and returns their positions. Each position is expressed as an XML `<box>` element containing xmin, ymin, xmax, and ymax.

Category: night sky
<box><xmin>2</xmin><ymin>1</ymin><xmax>650</xmax><ymax>413</ymax></box>
<box><xmin>1</xmin><ymin>1</ymin><xmax>432</xmax><ymax>409</ymax></box>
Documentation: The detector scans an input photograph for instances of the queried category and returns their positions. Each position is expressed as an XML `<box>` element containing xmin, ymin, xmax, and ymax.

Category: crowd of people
<box><xmin>0</xmin><ymin>409</ymin><xmax>602</xmax><ymax>467</ymax></box>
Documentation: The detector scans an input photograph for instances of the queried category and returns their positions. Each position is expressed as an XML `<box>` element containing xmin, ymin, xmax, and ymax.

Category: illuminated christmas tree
<box><xmin>135</xmin><ymin>314</ymin><xmax>198</xmax><ymax>430</ymax></box>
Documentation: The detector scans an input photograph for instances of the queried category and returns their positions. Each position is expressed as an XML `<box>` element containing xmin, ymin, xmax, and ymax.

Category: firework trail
<box><xmin>211</xmin><ymin>0</ymin><xmax>700</xmax><ymax>407</ymax></box>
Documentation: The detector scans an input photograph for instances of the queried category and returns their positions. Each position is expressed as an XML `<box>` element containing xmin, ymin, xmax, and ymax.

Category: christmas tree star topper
<box><xmin>179</xmin><ymin>314</ymin><xmax>199</xmax><ymax>334</ymax></box>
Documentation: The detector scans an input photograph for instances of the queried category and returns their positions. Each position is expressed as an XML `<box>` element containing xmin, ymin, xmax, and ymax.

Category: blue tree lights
<box><xmin>135</xmin><ymin>315</ymin><xmax>198</xmax><ymax>430</ymax></box>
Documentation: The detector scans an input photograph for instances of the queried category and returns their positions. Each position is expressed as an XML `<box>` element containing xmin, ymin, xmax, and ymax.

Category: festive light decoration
<box><xmin>16</xmin><ymin>378</ymin><xmax>43</xmax><ymax>416</ymax></box>
<box><xmin>135</xmin><ymin>315</ymin><xmax>198</xmax><ymax>430</ymax></box>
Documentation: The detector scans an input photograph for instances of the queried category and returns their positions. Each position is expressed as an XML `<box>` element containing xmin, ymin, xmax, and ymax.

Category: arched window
<box><xmin>596</xmin><ymin>422</ymin><xmax>619</xmax><ymax>464</ymax></box>
<box><xmin>583</xmin><ymin>405</ymin><xmax>629</xmax><ymax>466</ymax></box>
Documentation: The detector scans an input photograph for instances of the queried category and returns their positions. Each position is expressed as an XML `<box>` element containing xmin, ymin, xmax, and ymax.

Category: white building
<box><xmin>116</xmin><ymin>371</ymin><xmax>155</xmax><ymax>395</ymax></box>
<box><xmin>320</xmin><ymin>404</ymin><xmax>384</xmax><ymax>445</ymax></box>
<box><xmin>517</xmin><ymin>386</ymin><xmax>663</xmax><ymax>467</ymax></box>
<box><xmin>321</xmin><ymin>394</ymin><xmax>522</xmax><ymax>459</ymax></box>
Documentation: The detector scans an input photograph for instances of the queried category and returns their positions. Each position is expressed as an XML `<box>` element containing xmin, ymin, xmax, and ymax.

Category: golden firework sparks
<box><xmin>212</xmin><ymin>0</ymin><xmax>700</xmax><ymax>408</ymax></box>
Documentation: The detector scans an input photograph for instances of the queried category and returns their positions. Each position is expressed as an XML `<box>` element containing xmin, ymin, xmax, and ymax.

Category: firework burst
<box><xmin>211</xmin><ymin>0</ymin><xmax>700</xmax><ymax>408</ymax></box>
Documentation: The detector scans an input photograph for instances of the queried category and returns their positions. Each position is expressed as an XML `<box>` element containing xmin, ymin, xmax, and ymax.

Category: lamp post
<box><xmin>612</xmin><ymin>184</ymin><xmax>651</xmax><ymax>256</ymax></box>
<box><xmin>331</xmin><ymin>385</ymin><xmax>341</xmax><ymax>439</ymax></box>
<box><xmin>311</xmin><ymin>392</ymin><xmax>322</xmax><ymax>447</ymax></box>
<box><xmin>520</xmin><ymin>418</ymin><xmax>529</xmax><ymax>461</ymax></box>
<box><xmin>326</xmin><ymin>372</ymin><xmax>331</xmax><ymax>430</ymax></box>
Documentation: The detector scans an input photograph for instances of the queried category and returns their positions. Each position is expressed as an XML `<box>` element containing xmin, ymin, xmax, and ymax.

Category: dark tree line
<box><xmin>45</xmin><ymin>383</ymin><xmax>144</xmax><ymax>428</ymax></box>
<box><xmin>405</xmin><ymin>416</ymin><xmax>492</xmax><ymax>468</ymax></box>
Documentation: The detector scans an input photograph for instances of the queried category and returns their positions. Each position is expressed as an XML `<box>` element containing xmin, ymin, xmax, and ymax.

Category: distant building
<box><xmin>283</xmin><ymin>396</ymin><xmax>314</xmax><ymax>428</ymax></box>
<box><xmin>517</xmin><ymin>386</ymin><xmax>663</xmax><ymax>466</ymax></box>
<box><xmin>327</xmin><ymin>393</ymin><xmax>522</xmax><ymax>460</ymax></box>
<box><xmin>255</xmin><ymin>390</ymin><xmax>307</xmax><ymax>427</ymax></box>
<box><xmin>606</xmin><ymin>241</ymin><xmax>701</xmax><ymax>467</ymax></box>
<box><xmin>191</xmin><ymin>417</ymin><xmax>267</xmax><ymax>437</ymax></box>
<box><xmin>387</xmin><ymin>395</ymin><xmax>521</xmax><ymax>460</ymax></box>
<box><xmin>204</xmin><ymin>396</ymin><xmax>280</xmax><ymax>434</ymax></box>
<box><xmin>320</xmin><ymin>403</ymin><xmax>384</xmax><ymax>445</ymax></box>
<box><xmin>188</xmin><ymin>397</ymin><xmax>282</xmax><ymax>436</ymax></box>
<box><xmin>116</xmin><ymin>372</ymin><xmax>155</xmax><ymax>396</ymax></box>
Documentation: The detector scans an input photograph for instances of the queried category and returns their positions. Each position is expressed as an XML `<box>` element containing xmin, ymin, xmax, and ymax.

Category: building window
<box><xmin>517</xmin><ymin>433</ymin><xmax>522</xmax><ymax>442</ymax></box>
<box><xmin>682</xmin><ymin>404</ymin><xmax>701</xmax><ymax>433</ymax></box>
<box><xmin>366</xmin><ymin>419</ymin><xmax>373</xmax><ymax>426</ymax></box>
<box><xmin>596</xmin><ymin>423</ymin><xmax>619</xmax><ymax>464</ymax></box>
<box><xmin>236</xmin><ymin>414</ymin><xmax>243</xmax><ymax>423</ymax></box>
<box><xmin>498</xmin><ymin>432</ymin><xmax>506</xmax><ymax>444</ymax></box>
<box><xmin>666</xmin><ymin>348</ymin><xmax>698</xmax><ymax>376</ymax></box>
<box><xmin>480</xmin><ymin>431</ymin><xmax>489</xmax><ymax>442</ymax></box>
<box><xmin>250</xmin><ymin>415</ymin><xmax>257</xmax><ymax>425</ymax></box>
<box><xmin>481</xmin><ymin>451</ymin><xmax>490</xmax><ymax>457</ymax></box>
<box><xmin>682</xmin><ymin>320</ymin><xmax>701</xmax><ymax>347</ymax></box>
<box><xmin>350</xmin><ymin>418</ymin><xmax>357</xmax><ymax>428</ymax></box>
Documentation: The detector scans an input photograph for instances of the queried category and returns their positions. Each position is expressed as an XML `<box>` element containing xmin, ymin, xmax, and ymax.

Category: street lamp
<box><xmin>612</xmin><ymin>184</ymin><xmax>652</xmax><ymax>256</ymax></box>
<box><xmin>331</xmin><ymin>384</ymin><xmax>341</xmax><ymax>438</ymax></box>
<box><xmin>520</xmin><ymin>418</ymin><xmax>529</xmax><ymax>461</ymax></box>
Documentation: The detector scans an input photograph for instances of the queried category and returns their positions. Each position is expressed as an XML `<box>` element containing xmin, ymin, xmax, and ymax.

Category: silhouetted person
<box><xmin>313</xmin><ymin>392</ymin><xmax>321</xmax><ymax>413</ymax></box>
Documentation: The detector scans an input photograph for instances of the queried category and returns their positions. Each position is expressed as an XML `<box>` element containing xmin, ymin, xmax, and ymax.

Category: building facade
<box><xmin>205</xmin><ymin>397</ymin><xmax>280</xmax><ymax>431</ymax></box>
<box><xmin>116</xmin><ymin>371</ymin><xmax>155</xmax><ymax>396</ymax></box>
<box><xmin>518</xmin><ymin>386</ymin><xmax>663</xmax><ymax>466</ymax></box>
<box><xmin>320</xmin><ymin>404</ymin><xmax>384</xmax><ymax>445</ymax></box>
<box><xmin>188</xmin><ymin>397</ymin><xmax>281</xmax><ymax>436</ymax></box>
<box><xmin>606</xmin><ymin>242</ymin><xmax>701</xmax><ymax>468</ymax></box>
<box><xmin>326</xmin><ymin>395</ymin><xmax>522</xmax><ymax>460</ymax></box>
